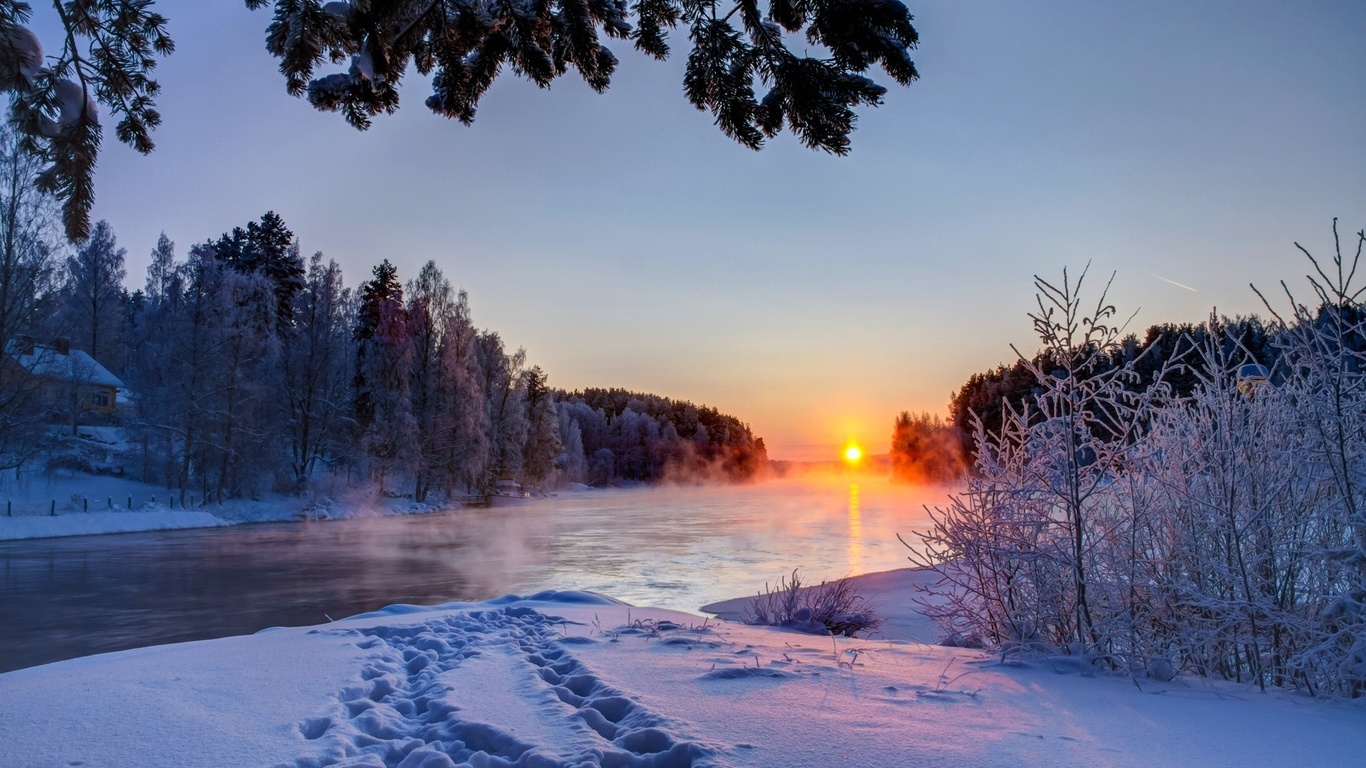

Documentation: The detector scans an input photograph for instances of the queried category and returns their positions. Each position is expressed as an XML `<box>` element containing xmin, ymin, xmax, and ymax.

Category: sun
<box><xmin>844</xmin><ymin>444</ymin><xmax>863</xmax><ymax>463</ymax></box>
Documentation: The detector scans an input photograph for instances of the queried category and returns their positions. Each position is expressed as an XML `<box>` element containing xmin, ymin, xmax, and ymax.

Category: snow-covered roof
<box><xmin>5</xmin><ymin>341</ymin><xmax>124</xmax><ymax>389</ymax></box>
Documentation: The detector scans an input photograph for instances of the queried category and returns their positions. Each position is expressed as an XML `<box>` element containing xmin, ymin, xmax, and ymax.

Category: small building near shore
<box><xmin>4</xmin><ymin>336</ymin><xmax>124</xmax><ymax>416</ymax></box>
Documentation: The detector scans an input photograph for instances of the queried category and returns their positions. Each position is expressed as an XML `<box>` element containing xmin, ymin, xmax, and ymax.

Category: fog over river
<box><xmin>0</xmin><ymin>477</ymin><xmax>950</xmax><ymax>671</ymax></box>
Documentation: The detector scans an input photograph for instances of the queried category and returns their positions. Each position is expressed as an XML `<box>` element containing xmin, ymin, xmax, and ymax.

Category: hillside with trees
<box><xmin>0</xmin><ymin>175</ymin><xmax>769</xmax><ymax>500</ymax></box>
<box><xmin>557</xmin><ymin>388</ymin><xmax>769</xmax><ymax>484</ymax></box>
<box><xmin>946</xmin><ymin>314</ymin><xmax>1279</xmax><ymax>466</ymax></box>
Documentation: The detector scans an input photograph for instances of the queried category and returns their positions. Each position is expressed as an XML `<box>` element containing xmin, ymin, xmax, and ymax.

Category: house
<box><xmin>4</xmin><ymin>336</ymin><xmax>124</xmax><ymax>416</ymax></box>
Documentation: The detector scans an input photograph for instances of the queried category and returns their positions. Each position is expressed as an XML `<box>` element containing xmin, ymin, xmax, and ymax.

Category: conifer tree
<box><xmin>0</xmin><ymin>2</ymin><xmax>918</xmax><ymax>241</ymax></box>
<box><xmin>353</xmin><ymin>258</ymin><xmax>402</xmax><ymax>428</ymax></box>
<box><xmin>522</xmin><ymin>365</ymin><xmax>563</xmax><ymax>487</ymax></box>
<box><xmin>211</xmin><ymin>212</ymin><xmax>306</xmax><ymax>327</ymax></box>
<box><xmin>145</xmin><ymin>232</ymin><xmax>177</xmax><ymax>303</ymax></box>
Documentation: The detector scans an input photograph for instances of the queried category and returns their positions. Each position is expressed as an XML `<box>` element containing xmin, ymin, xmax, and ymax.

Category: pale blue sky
<box><xmin>31</xmin><ymin>1</ymin><xmax>1366</xmax><ymax>460</ymax></box>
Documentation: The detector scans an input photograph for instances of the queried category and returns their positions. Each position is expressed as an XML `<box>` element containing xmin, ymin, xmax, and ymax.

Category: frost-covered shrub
<box><xmin>744</xmin><ymin>569</ymin><xmax>882</xmax><ymax>638</ymax></box>
<box><xmin>912</xmin><ymin>225</ymin><xmax>1366</xmax><ymax>696</ymax></box>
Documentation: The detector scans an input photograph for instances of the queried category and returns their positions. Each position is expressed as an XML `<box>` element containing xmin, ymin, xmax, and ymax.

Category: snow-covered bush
<box><xmin>744</xmin><ymin>569</ymin><xmax>882</xmax><ymax>638</ymax></box>
<box><xmin>914</xmin><ymin>225</ymin><xmax>1366</xmax><ymax>696</ymax></box>
<box><xmin>913</xmin><ymin>266</ymin><xmax>1170</xmax><ymax>659</ymax></box>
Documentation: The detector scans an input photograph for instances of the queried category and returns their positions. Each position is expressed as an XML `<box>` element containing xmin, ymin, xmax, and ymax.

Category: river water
<box><xmin>0</xmin><ymin>476</ymin><xmax>950</xmax><ymax>672</ymax></box>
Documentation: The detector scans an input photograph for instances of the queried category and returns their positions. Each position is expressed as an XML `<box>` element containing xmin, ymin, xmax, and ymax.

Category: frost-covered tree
<box><xmin>1134</xmin><ymin>334</ymin><xmax>1319</xmax><ymax>690</ymax></box>
<box><xmin>555</xmin><ymin>406</ymin><xmax>588</xmax><ymax>484</ymax></box>
<box><xmin>434</xmin><ymin>287</ymin><xmax>486</xmax><ymax>495</ymax></box>
<box><xmin>521</xmin><ymin>365</ymin><xmax>562</xmax><ymax>487</ymax></box>
<box><xmin>914</xmin><ymin>267</ymin><xmax>1167</xmax><ymax>657</ymax></box>
<box><xmin>477</xmin><ymin>330</ymin><xmax>528</xmax><ymax>486</ymax></box>
<box><xmin>0</xmin><ymin>2</ymin><xmax>918</xmax><ymax>241</ymax></box>
<box><xmin>1254</xmin><ymin>221</ymin><xmax>1366</xmax><ymax>696</ymax></box>
<box><xmin>406</xmin><ymin>259</ymin><xmax>455</xmax><ymax>501</ymax></box>
<box><xmin>280</xmin><ymin>251</ymin><xmax>353</xmax><ymax>488</ymax></box>
<box><xmin>202</xmin><ymin>268</ymin><xmax>279</xmax><ymax>499</ymax></box>
<box><xmin>125</xmin><ymin>233</ymin><xmax>184</xmax><ymax>485</ymax></box>
<box><xmin>56</xmin><ymin>218</ymin><xmax>125</xmax><ymax>367</ymax></box>
<box><xmin>358</xmin><ymin>286</ymin><xmax>416</xmax><ymax>493</ymax></box>
<box><xmin>144</xmin><ymin>232</ymin><xmax>176</xmax><ymax>302</ymax></box>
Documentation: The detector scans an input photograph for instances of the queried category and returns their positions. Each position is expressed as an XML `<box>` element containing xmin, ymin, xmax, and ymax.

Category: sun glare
<box><xmin>844</xmin><ymin>445</ymin><xmax>863</xmax><ymax>463</ymax></box>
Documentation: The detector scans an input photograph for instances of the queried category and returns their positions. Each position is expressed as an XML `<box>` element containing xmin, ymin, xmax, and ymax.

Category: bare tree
<box><xmin>0</xmin><ymin>126</ymin><xmax>57</xmax><ymax>469</ymax></box>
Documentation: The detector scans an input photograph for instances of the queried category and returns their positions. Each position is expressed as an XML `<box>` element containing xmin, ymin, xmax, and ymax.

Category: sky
<box><xmin>26</xmin><ymin>0</ymin><xmax>1366</xmax><ymax>461</ymax></box>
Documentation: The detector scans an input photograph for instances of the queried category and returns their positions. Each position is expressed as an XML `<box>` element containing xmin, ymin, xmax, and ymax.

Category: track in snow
<box><xmin>282</xmin><ymin>605</ymin><xmax>727</xmax><ymax>768</ymax></box>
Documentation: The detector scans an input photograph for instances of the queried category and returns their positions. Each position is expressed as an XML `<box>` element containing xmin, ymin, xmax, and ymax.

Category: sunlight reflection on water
<box><xmin>847</xmin><ymin>483</ymin><xmax>863</xmax><ymax>575</ymax></box>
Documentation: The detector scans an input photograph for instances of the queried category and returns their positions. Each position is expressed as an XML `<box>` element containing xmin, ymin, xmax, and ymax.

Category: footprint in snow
<box><xmin>283</xmin><ymin>606</ymin><xmax>731</xmax><ymax>768</ymax></box>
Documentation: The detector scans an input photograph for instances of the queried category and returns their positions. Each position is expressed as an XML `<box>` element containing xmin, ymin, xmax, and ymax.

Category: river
<box><xmin>0</xmin><ymin>476</ymin><xmax>949</xmax><ymax>672</ymax></box>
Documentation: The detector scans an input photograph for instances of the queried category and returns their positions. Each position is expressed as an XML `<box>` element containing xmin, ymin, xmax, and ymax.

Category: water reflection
<box><xmin>0</xmin><ymin>477</ymin><xmax>951</xmax><ymax>671</ymax></box>
<box><xmin>847</xmin><ymin>483</ymin><xmax>863</xmax><ymax>574</ymax></box>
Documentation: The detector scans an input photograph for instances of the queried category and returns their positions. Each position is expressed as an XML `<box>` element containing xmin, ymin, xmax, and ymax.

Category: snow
<box><xmin>0</xmin><ymin>469</ymin><xmax>452</xmax><ymax>541</ymax></box>
<box><xmin>6</xmin><ymin>24</ymin><xmax>42</xmax><ymax>84</ymax></box>
<box><xmin>0</xmin><ymin>507</ymin><xmax>227</xmax><ymax>540</ymax></box>
<box><xmin>6</xmin><ymin>341</ymin><xmax>124</xmax><ymax>388</ymax></box>
<box><xmin>3</xmin><ymin>573</ymin><xmax>1365</xmax><ymax>767</ymax></box>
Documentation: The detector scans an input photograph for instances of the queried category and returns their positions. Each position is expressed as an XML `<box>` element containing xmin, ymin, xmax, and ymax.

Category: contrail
<box><xmin>1144</xmin><ymin>271</ymin><xmax>1199</xmax><ymax>293</ymax></box>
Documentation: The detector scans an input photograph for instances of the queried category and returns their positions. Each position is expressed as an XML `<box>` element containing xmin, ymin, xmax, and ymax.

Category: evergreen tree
<box><xmin>145</xmin><ymin>232</ymin><xmax>177</xmax><ymax>303</ymax></box>
<box><xmin>353</xmin><ymin>259</ymin><xmax>402</xmax><ymax>427</ymax></box>
<box><xmin>0</xmin><ymin>3</ymin><xmax>918</xmax><ymax>241</ymax></box>
<box><xmin>522</xmin><ymin>366</ymin><xmax>563</xmax><ymax>487</ymax></box>
<box><xmin>889</xmin><ymin>411</ymin><xmax>965</xmax><ymax>484</ymax></box>
<box><xmin>211</xmin><ymin>211</ymin><xmax>305</xmax><ymax>327</ymax></box>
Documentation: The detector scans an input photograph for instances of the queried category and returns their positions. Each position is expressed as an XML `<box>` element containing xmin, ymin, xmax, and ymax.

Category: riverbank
<box><xmin>2</xmin><ymin>570</ymin><xmax>1363</xmax><ymax>767</ymax></box>
<box><xmin>0</xmin><ymin>470</ymin><xmax>454</xmax><ymax>541</ymax></box>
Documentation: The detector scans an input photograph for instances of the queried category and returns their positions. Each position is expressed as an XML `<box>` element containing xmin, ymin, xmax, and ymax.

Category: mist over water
<box><xmin>0</xmin><ymin>476</ymin><xmax>949</xmax><ymax>671</ymax></box>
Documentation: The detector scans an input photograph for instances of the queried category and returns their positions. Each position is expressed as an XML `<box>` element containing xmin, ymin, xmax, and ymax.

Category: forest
<box><xmin>0</xmin><ymin>137</ymin><xmax>768</xmax><ymax>502</ymax></box>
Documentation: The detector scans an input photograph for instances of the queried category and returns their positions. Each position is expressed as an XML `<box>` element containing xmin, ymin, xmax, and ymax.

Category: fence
<box><xmin>3</xmin><ymin>493</ymin><xmax>207</xmax><ymax>517</ymax></box>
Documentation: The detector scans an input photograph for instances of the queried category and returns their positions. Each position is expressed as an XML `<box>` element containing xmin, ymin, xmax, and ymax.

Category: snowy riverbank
<box><xmin>3</xmin><ymin>569</ymin><xmax>1364</xmax><ymax>767</ymax></box>
<box><xmin>0</xmin><ymin>470</ymin><xmax>455</xmax><ymax>541</ymax></box>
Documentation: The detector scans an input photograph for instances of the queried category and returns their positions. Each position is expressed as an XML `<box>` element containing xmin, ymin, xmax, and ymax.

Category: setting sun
<box><xmin>844</xmin><ymin>445</ymin><xmax>863</xmax><ymax>463</ymax></box>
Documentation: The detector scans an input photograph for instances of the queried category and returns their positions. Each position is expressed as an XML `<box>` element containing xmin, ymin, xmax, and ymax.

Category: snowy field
<box><xmin>3</xmin><ymin>569</ymin><xmax>1363</xmax><ymax>768</ymax></box>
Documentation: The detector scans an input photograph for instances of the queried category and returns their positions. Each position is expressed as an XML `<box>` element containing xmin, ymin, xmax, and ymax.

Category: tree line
<box><xmin>0</xmin><ymin>159</ymin><xmax>768</xmax><ymax>500</ymax></box>
<box><xmin>889</xmin><ymin>302</ymin><xmax>1284</xmax><ymax>485</ymax></box>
